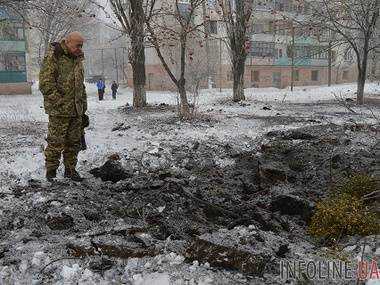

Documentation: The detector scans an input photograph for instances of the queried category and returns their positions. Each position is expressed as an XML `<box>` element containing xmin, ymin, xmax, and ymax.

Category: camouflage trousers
<box><xmin>45</xmin><ymin>116</ymin><xmax>83</xmax><ymax>172</ymax></box>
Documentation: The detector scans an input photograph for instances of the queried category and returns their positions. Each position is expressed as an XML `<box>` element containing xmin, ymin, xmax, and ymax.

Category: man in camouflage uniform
<box><xmin>39</xmin><ymin>32</ymin><xmax>87</xmax><ymax>182</ymax></box>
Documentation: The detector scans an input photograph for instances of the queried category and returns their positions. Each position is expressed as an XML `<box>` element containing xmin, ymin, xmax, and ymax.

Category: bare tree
<box><xmin>146</xmin><ymin>0</ymin><xmax>206</xmax><ymax>119</ymax></box>
<box><xmin>109</xmin><ymin>0</ymin><xmax>147</xmax><ymax>108</ymax></box>
<box><xmin>26</xmin><ymin>0</ymin><xmax>94</xmax><ymax>65</ymax></box>
<box><xmin>217</xmin><ymin>0</ymin><xmax>253</xmax><ymax>102</ymax></box>
<box><xmin>309</xmin><ymin>0</ymin><xmax>380</xmax><ymax>105</ymax></box>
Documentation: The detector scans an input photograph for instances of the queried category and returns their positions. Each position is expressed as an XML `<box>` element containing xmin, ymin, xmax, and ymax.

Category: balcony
<box><xmin>0</xmin><ymin>70</ymin><xmax>27</xmax><ymax>83</ymax></box>
<box><xmin>0</xmin><ymin>40</ymin><xmax>26</xmax><ymax>52</ymax></box>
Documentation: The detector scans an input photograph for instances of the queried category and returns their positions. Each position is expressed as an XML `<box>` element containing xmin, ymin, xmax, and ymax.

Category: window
<box><xmin>294</xmin><ymin>70</ymin><xmax>299</xmax><ymax>81</ymax></box>
<box><xmin>303</xmin><ymin>2</ymin><xmax>310</xmax><ymax>14</ymax></box>
<box><xmin>310</xmin><ymin>46</ymin><xmax>328</xmax><ymax>59</ymax></box>
<box><xmin>251</xmin><ymin>41</ymin><xmax>275</xmax><ymax>58</ymax></box>
<box><xmin>206</xmin><ymin>20</ymin><xmax>218</xmax><ymax>34</ymax></box>
<box><xmin>251</xmin><ymin>70</ymin><xmax>260</xmax><ymax>82</ymax></box>
<box><xmin>275</xmin><ymin>0</ymin><xmax>292</xmax><ymax>12</ymax></box>
<box><xmin>342</xmin><ymin>70</ymin><xmax>349</xmax><ymax>80</ymax></box>
<box><xmin>227</xmin><ymin>71</ymin><xmax>233</xmax><ymax>81</ymax></box>
<box><xmin>311</xmin><ymin>70</ymin><xmax>319</xmax><ymax>81</ymax></box>
<box><xmin>253</xmin><ymin>23</ymin><xmax>264</xmax><ymax>34</ymax></box>
<box><xmin>278</xmin><ymin>49</ymin><xmax>283</xmax><ymax>58</ymax></box>
<box><xmin>207</xmin><ymin>0</ymin><xmax>217</xmax><ymax>7</ymax></box>
<box><xmin>293</xmin><ymin>45</ymin><xmax>311</xmax><ymax>59</ymax></box>
<box><xmin>268</xmin><ymin>21</ymin><xmax>274</xmax><ymax>33</ymax></box>
<box><xmin>178</xmin><ymin>1</ymin><xmax>191</xmax><ymax>21</ymax></box>
<box><xmin>287</xmin><ymin>45</ymin><xmax>328</xmax><ymax>60</ymax></box>
<box><xmin>0</xmin><ymin>21</ymin><xmax>24</xmax><ymax>40</ymax></box>
<box><xmin>0</xmin><ymin>53</ymin><xmax>26</xmax><ymax>71</ymax></box>
<box><xmin>292</xmin><ymin>70</ymin><xmax>299</xmax><ymax>81</ymax></box>
<box><xmin>274</xmin><ymin>20</ymin><xmax>288</xmax><ymax>35</ymax></box>
<box><xmin>256</xmin><ymin>0</ymin><xmax>274</xmax><ymax>11</ymax></box>
<box><xmin>344</xmin><ymin>49</ymin><xmax>353</xmax><ymax>61</ymax></box>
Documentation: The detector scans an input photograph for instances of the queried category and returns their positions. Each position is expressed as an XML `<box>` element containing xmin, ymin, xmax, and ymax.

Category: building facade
<box><xmin>0</xmin><ymin>7</ymin><xmax>31</xmax><ymax>94</ymax></box>
<box><xmin>126</xmin><ymin>0</ymin><xmax>357</xmax><ymax>91</ymax></box>
<box><xmin>244</xmin><ymin>0</ymin><xmax>357</xmax><ymax>89</ymax></box>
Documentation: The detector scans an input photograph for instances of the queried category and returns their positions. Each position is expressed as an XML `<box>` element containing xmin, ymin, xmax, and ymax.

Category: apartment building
<box><xmin>128</xmin><ymin>0</ymin><xmax>357</xmax><ymax>91</ymax></box>
<box><xmin>0</xmin><ymin>7</ymin><xmax>31</xmax><ymax>94</ymax></box>
<box><xmin>213</xmin><ymin>0</ymin><xmax>357</xmax><ymax>89</ymax></box>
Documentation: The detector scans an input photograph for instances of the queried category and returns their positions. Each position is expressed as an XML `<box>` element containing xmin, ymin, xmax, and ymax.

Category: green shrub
<box><xmin>309</xmin><ymin>194</ymin><xmax>379</xmax><ymax>241</ymax></box>
<box><xmin>337</xmin><ymin>174</ymin><xmax>377</xmax><ymax>199</ymax></box>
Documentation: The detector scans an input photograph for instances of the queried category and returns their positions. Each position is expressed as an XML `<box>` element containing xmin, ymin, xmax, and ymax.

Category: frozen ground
<box><xmin>0</xmin><ymin>82</ymin><xmax>379</xmax><ymax>190</ymax></box>
<box><xmin>0</xmin><ymin>82</ymin><xmax>379</xmax><ymax>284</ymax></box>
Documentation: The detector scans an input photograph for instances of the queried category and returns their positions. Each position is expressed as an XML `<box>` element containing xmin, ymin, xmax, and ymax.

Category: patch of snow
<box><xmin>132</xmin><ymin>272</ymin><xmax>171</xmax><ymax>285</ymax></box>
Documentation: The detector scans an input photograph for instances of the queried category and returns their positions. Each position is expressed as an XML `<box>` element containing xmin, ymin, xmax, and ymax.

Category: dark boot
<box><xmin>46</xmin><ymin>169</ymin><xmax>57</xmax><ymax>182</ymax></box>
<box><xmin>64</xmin><ymin>169</ymin><xmax>84</xmax><ymax>182</ymax></box>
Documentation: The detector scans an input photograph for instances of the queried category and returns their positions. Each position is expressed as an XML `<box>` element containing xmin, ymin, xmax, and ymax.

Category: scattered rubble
<box><xmin>1</xmin><ymin>122</ymin><xmax>378</xmax><ymax>284</ymax></box>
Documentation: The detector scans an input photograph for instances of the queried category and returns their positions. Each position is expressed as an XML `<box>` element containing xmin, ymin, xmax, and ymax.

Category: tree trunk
<box><xmin>356</xmin><ymin>69</ymin><xmax>366</xmax><ymax>105</ymax></box>
<box><xmin>178</xmin><ymin>78</ymin><xmax>191</xmax><ymax>119</ymax></box>
<box><xmin>133</xmin><ymin>81</ymin><xmax>146</xmax><ymax>107</ymax></box>
<box><xmin>232</xmin><ymin>59</ymin><xmax>245</xmax><ymax>102</ymax></box>
<box><xmin>328</xmin><ymin>41</ymin><xmax>332</xmax><ymax>87</ymax></box>
<box><xmin>130</xmin><ymin>0</ymin><xmax>147</xmax><ymax>108</ymax></box>
<box><xmin>370</xmin><ymin>51</ymin><xmax>377</xmax><ymax>82</ymax></box>
<box><xmin>130</xmin><ymin>48</ymin><xmax>146</xmax><ymax>108</ymax></box>
<box><xmin>356</xmin><ymin>47</ymin><xmax>369</xmax><ymax>105</ymax></box>
<box><xmin>131</xmin><ymin>48</ymin><xmax>147</xmax><ymax>108</ymax></box>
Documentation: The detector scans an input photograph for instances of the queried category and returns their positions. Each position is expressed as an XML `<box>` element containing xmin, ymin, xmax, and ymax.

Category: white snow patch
<box><xmin>132</xmin><ymin>272</ymin><xmax>171</xmax><ymax>285</ymax></box>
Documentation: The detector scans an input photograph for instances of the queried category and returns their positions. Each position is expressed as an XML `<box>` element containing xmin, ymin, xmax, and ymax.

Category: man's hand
<box><xmin>80</xmin><ymin>134</ymin><xmax>87</xmax><ymax>151</ymax></box>
<box><xmin>82</xmin><ymin>114</ymin><xmax>89</xmax><ymax>128</ymax></box>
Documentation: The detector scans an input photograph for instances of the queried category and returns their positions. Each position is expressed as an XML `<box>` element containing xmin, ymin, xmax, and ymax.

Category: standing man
<box><xmin>39</xmin><ymin>31</ymin><xmax>88</xmax><ymax>182</ymax></box>
<box><xmin>111</xmin><ymin>80</ymin><xmax>119</xmax><ymax>100</ymax></box>
<box><xmin>96</xmin><ymin>78</ymin><xmax>105</xmax><ymax>101</ymax></box>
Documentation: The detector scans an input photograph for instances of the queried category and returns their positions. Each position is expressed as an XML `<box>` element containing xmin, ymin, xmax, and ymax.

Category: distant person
<box><xmin>96</xmin><ymin>79</ymin><xmax>105</xmax><ymax>101</ymax></box>
<box><xmin>111</xmin><ymin>81</ymin><xmax>119</xmax><ymax>100</ymax></box>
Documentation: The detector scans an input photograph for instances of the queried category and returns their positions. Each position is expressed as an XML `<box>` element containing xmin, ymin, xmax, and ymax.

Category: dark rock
<box><xmin>343</xmin><ymin>139</ymin><xmax>351</xmax><ymax>145</ymax></box>
<box><xmin>260</xmin><ymin>162</ymin><xmax>288</xmax><ymax>183</ymax></box>
<box><xmin>46</xmin><ymin>212</ymin><xmax>74</xmax><ymax>230</ymax></box>
<box><xmin>185</xmin><ymin>236</ymin><xmax>270</xmax><ymax>276</ymax></box>
<box><xmin>89</xmin><ymin>258</ymin><xmax>115</xmax><ymax>272</ymax></box>
<box><xmin>345</xmin><ymin>98</ymin><xmax>355</xmax><ymax>102</ymax></box>
<box><xmin>83</xmin><ymin>210</ymin><xmax>102</xmax><ymax>222</ymax></box>
<box><xmin>266</xmin><ymin>130</ymin><xmax>316</xmax><ymax>140</ymax></box>
<box><xmin>270</xmin><ymin>194</ymin><xmax>315</xmax><ymax>221</ymax></box>
<box><xmin>112</xmin><ymin>123</ymin><xmax>131</xmax><ymax>132</ymax></box>
<box><xmin>108</xmin><ymin>153</ymin><xmax>121</xmax><ymax>161</ymax></box>
<box><xmin>228</xmin><ymin>207</ymin><xmax>284</xmax><ymax>232</ymax></box>
<box><xmin>68</xmin><ymin>236</ymin><xmax>157</xmax><ymax>259</ymax></box>
<box><xmin>276</xmin><ymin>244</ymin><xmax>290</xmax><ymax>257</ymax></box>
<box><xmin>319</xmin><ymin>137</ymin><xmax>339</xmax><ymax>145</ymax></box>
<box><xmin>262</xmin><ymin>106</ymin><xmax>271</xmax><ymax>110</ymax></box>
<box><xmin>331</xmin><ymin>154</ymin><xmax>342</xmax><ymax>168</ymax></box>
<box><xmin>158</xmin><ymin>170</ymin><xmax>173</xmax><ymax>179</ymax></box>
<box><xmin>192</xmin><ymin>141</ymin><xmax>200</xmax><ymax>150</ymax></box>
<box><xmin>185</xmin><ymin>158</ymin><xmax>197</xmax><ymax>170</ymax></box>
<box><xmin>150</xmin><ymin>180</ymin><xmax>165</xmax><ymax>189</ymax></box>
<box><xmin>307</xmin><ymin>119</ymin><xmax>321</xmax><ymax>123</ymax></box>
<box><xmin>90</xmin><ymin>160</ymin><xmax>133</xmax><ymax>183</ymax></box>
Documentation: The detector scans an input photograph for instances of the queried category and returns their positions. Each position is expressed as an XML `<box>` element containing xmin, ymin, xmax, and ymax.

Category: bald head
<box><xmin>65</xmin><ymin>32</ymin><xmax>85</xmax><ymax>57</ymax></box>
<box><xmin>66</xmin><ymin>31</ymin><xmax>85</xmax><ymax>42</ymax></box>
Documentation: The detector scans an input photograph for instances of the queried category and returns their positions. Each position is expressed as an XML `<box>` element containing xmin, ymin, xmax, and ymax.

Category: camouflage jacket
<box><xmin>39</xmin><ymin>40</ymin><xmax>87</xmax><ymax>117</ymax></box>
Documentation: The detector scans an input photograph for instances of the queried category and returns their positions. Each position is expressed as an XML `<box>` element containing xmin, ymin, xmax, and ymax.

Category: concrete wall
<box><xmin>0</xmin><ymin>82</ymin><xmax>32</xmax><ymax>94</ymax></box>
<box><xmin>126</xmin><ymin>63</ymin><xmax>357</xmax><ymax>91</ymax></box>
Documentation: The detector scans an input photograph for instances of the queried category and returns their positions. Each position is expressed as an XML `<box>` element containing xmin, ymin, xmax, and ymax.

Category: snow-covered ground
<box><xmin>0</xmin><ymin>82</ymin><xmax>378</xmax><ymax>191</ymax></box>
<box><xmin>0</xmin><ymin>82</ymin><xmax>379</xmax><ymax>284</ymax></box>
